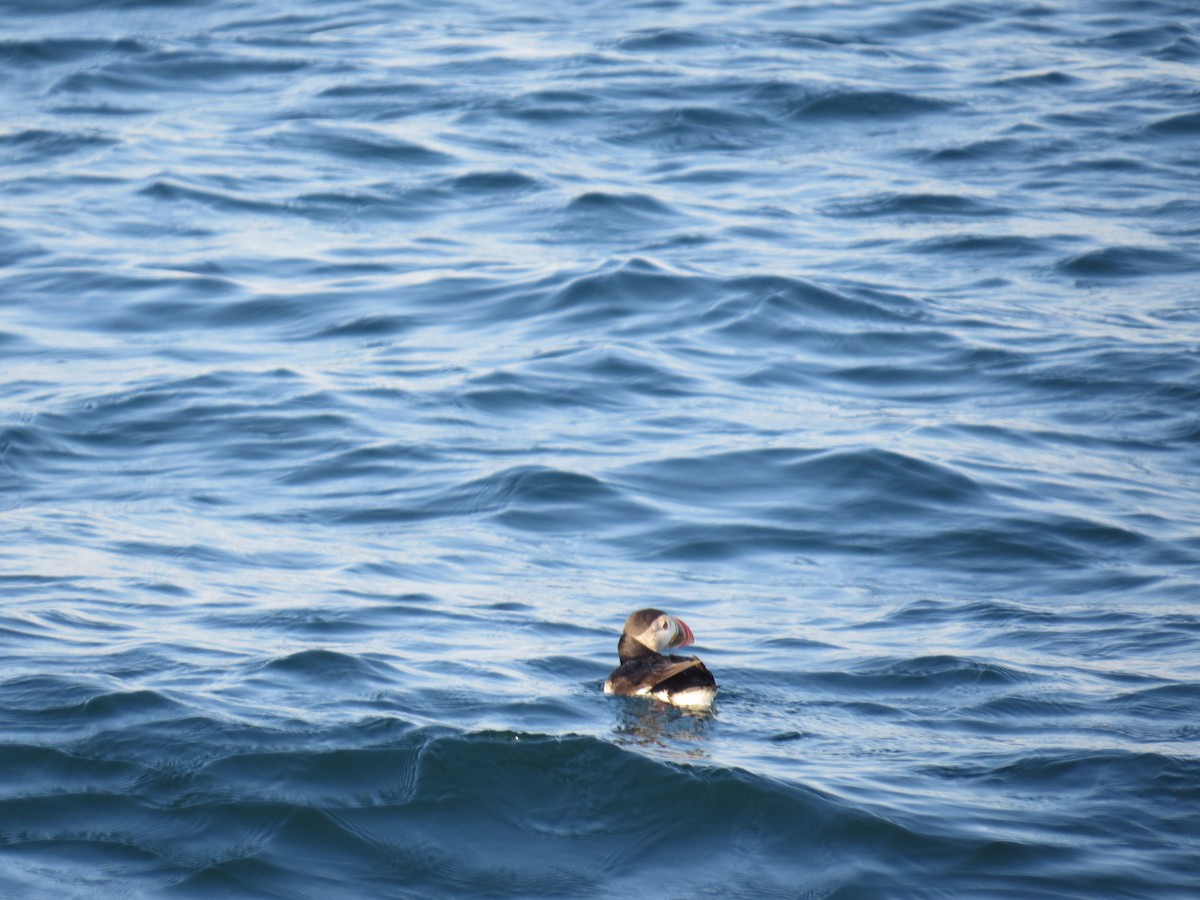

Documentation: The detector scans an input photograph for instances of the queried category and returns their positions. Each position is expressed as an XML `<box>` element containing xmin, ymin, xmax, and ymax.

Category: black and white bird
<box><xmin>603</xmin><ymin>608</ymin><xmax>717</xmax><ymax>708</ymax></box>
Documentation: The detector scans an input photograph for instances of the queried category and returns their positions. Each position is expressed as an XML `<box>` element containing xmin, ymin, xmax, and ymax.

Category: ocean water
<box><xmin>2</xmin><ymin>0</ymin><xmax>1200</xmax><ymax>896</ymax></box>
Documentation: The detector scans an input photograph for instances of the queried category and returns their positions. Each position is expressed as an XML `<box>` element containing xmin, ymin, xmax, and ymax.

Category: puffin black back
<box><xmin>603</xmin><ymin>608</ymin><xmax>718</xmax><ymax>708</ymax></box>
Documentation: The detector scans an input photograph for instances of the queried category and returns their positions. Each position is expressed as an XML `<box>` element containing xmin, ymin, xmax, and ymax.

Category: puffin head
<box><xmin>622</xmin><ymin>608</ymin><xmax>695</xmax><ymax>655</ymax></box>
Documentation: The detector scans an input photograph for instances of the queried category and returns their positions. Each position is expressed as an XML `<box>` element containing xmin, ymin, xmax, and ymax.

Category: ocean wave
<box><xmin>822</xmin><ymin>191</ymin><xmax>1010</xmax><ymax>219</ymax></box>
<box><xmin>4</xmin><ymin>0</ymin><xmax>1200</xmax><ymax>894</ymax></box>
<box><xmin>3</xmin><ymin>718</ymin><xmax>1192</xmax><ymax>897</ymax></box>
<box><xmin>789</xmin><ymin>89</ymin><xmax>952</xmax><ymax>121</ymax></box>
<box><xmin>0</xmin><ymin>128</ymin><xmax>118</xmax><ymax>166</ymax></box>
<box><xmin>0</xmin><ymin>723</ymin><xmax>993</xmax><ymax>896</ymax></box>
<box><xmin>1057</xmin><ymin>245</ymin><xmax>1197</xmax><ymax>279</ymax></box>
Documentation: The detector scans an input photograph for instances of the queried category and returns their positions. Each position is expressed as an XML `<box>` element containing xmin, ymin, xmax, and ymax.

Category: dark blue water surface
<box><xmin>3</xmin><ymin>0</ymin><xmax>1200</xmax><ymax>896</ymax></box>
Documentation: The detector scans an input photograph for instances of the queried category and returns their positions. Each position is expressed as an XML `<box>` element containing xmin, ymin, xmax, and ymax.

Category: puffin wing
<box><xmin>647</xmin><ymin>656</ymin><xmax>704</xmax><ymax>689</ymax></box>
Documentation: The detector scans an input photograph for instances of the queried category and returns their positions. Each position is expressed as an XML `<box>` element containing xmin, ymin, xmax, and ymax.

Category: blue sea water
<box><xmin>3</xmin><ymin>0</ymin><xmax>1200</xmax><ymax>895</ymax></box>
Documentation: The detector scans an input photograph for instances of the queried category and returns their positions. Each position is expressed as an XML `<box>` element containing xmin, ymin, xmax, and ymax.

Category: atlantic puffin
<box><xmin>603</xmin><ymin>608</ymin><xmax>717</xmax><ymax>708</ymax></box>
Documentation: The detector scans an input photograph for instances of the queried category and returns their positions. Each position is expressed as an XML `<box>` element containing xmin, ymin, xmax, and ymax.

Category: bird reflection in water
<box><xmin>612</xmin><ymin>697</ymin><xmax>715</xmax><ymax>760</ymax></box>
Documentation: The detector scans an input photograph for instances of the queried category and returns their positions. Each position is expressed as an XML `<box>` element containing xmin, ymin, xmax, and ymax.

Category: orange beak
<box><xmin>670</xmin><ymin>616</ymin><xmax>695</xmax><ymax>649</ymax></box>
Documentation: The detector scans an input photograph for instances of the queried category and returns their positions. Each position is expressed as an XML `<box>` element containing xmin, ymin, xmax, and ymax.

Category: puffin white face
<box><xmin>632</xmin><ymin>611</ymin><xmax>695</xmax><ymax>654</ymax></box>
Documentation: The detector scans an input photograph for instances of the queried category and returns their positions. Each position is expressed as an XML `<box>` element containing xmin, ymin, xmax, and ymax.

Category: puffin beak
<box><xmin>669</xmin><ymin>616</ymin><xmax>695</xmax><ymax>649</ymax></box>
